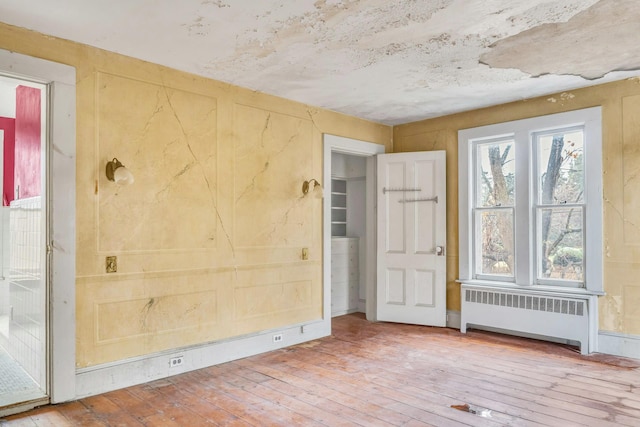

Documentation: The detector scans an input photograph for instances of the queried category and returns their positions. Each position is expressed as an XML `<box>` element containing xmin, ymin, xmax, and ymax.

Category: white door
<box><xmin>377</xmin><ymin>151</ymin><xmax>446</xmax><ymax>326</ymax></box>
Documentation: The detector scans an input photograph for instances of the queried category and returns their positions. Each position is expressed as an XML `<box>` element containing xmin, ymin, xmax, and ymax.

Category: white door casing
<box><xmin>323</xmin><ymin>134</ymin><xmax>385</xmax><ymax>323</ymax></box>
<box><xmin>376</xmin><ymin>151</ymin><xmax>446</xmax><ymax>326</ymax></box>
<box><xmin>0</xmin><ymin>49</ymin><xmax>76</xmax><ymax>406</ymax></box>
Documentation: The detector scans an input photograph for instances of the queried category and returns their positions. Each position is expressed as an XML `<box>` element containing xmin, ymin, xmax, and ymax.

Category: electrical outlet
<box><xmin>106</xmin><ymin>256</ymin><xmax>117</xmax><ymax>273</ymax></box>
<box><xmin>169</xmin><ymin>356</ymin><xmax>184</xmax><ymax>368</ymax></box>
<box><xmin>273</xmin><ymin>334</ymin><xmax>283</xmax><ymax>343</ymax></box>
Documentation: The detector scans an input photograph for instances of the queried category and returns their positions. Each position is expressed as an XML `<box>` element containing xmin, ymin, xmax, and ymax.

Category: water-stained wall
<box><xmin>0</xmin><ymin>23</ymin><xmax>391</xmax><ymax>368</ymax></box>
<box><xmin>394</xmin><ymin>78</ymin><xmax>640</xmax><ymax>337</ymax></box>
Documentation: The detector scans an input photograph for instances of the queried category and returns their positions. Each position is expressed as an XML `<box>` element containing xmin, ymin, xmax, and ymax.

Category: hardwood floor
<box><xmin>3</xmin><ymin>313</ymin><xmax>640</xmax><ymax>426</ymax></box>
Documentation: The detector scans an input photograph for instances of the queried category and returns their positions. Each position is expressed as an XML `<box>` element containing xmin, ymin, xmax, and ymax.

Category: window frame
<box><xmin>458</xmin><ymin>107</ymin><xmax>603</xmax><ymax>294</ymax></box>
<box><xmin>532</xmin><ymin>126</ymin><xmax>587</xmax><ymax>287</ymax></box>
<box><xmin>472</xmin><ymin>136</ymin><xmax>517</xmax><ymax>282</ymax></box>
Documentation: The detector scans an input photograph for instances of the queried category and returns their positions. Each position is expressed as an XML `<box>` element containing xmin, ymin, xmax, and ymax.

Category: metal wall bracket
<box><xmin>399</xmin><ymin>196</ymin><xmax>438</xmax><ymax>204</ymax></box>
<box><xmin>382</xmin><ymin>187</ymin><xmax>421</xmax><ymax>194</ymax></box>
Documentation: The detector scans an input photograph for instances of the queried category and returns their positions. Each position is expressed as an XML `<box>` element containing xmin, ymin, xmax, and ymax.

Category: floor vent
<box><xmin>460</xmin><ymin>284</ymin><xmax>597</xmax><ymax>354</ymax></box>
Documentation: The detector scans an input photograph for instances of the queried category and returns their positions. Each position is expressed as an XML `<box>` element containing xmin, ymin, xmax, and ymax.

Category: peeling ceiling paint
<box><xmin>481</xmin><ymin>0</ymin><xmax>640</xmax><ymax>80</ymax></box>
<box><xmin>0</xmin><ymin>0</ymin><xmax>639</xmax><ymax>124</ymax></box>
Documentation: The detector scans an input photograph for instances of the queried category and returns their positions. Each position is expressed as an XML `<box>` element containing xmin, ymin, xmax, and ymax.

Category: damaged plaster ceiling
<box><xmin>1</xmin><ymin>0</ymin><xmax>639</xmax><ymax>125</ymax></box>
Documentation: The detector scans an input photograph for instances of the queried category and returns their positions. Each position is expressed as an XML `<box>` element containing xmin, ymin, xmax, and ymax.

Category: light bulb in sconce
<box><xmin>106</xmin><ymin>158</ymin><xmax>135</xmax><ymax>185</ymax></box>
<box><xmin>302</xmin><ymin>178</ymin><xmax>323</xmax><ymax>198</ymax></box>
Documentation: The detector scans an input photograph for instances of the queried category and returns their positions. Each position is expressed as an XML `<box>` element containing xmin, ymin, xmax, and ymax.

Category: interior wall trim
<box><xmin>598</xmin><ymin>331</ymin><xmax>640</xmax><ymax>359</ymax></box>
<box><xmin>76</xmin><ymin>260</ymin><xmax>317</xmax><ymax>284</ymax></box>
<box><xmin>446</xmin><ymin>309</ymin><xmax>461</xmax><ymax>329</ymax></box>
<box><xmin>75</xmin><ymin>319</ymin><xmax>330</xmax><ymax>398</ymax></box>
<box><xmin>0</xmin><ymin>47</ymin><xmax>77</xmax><ymax>404</ymax></box>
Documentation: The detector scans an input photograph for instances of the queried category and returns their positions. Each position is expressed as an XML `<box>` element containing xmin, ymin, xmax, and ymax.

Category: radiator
<box><xmin>460</xmin><ymin>283</ymin><xmax>598</xmax><ymax>354</ymax></box>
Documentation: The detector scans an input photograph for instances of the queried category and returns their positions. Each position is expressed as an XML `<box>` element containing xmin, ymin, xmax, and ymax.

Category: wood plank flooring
<box><xmin>3</xmin><ymin>313</ymin><xmax>640</xmax><ymax>426</ymax></box>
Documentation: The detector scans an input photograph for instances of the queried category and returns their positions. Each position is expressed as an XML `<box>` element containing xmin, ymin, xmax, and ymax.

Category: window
<box><xmin>458</xmin><ymin>107</ymin><xmax>603</xmax><ymax>293</ymax></box>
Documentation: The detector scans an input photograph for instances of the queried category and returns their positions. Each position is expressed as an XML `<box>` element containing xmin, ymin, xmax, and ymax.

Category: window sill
<box><xmin>456</xmin><ymin>279</ymin><xmax>605</xmax><ymax>298</ymax></box>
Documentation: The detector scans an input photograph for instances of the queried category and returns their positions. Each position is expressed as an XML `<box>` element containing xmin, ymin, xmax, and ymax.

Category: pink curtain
<box><xmin>14</xmin><ymin>85</ymin><xmax>41</xmax><ymax>201</ymax></box>
<box><xmin>0</xmin><ymin>116</ymin><xmax>15</xmax><ymax>206</ymax></box>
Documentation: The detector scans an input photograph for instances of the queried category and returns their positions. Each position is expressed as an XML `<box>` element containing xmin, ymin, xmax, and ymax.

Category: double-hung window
<box><xmin>458</xmin><ymin>107</ymin><xmax>603</xmax><ymax>293</ymax></box>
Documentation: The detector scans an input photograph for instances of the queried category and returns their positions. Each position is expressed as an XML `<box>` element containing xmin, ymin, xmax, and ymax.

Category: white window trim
<box><xmin>458</xmin><ymin>107</ymin><xmax>603</xmax><ymax>295</ymax></box>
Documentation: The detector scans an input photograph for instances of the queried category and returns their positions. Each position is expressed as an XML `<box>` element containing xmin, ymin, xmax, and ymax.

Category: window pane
<box><xmin>477</xmin><ymin>140</ymin><xmax>515</xmax><ymax>207</ymax></box>
<box><xmin>477</xmin><ymin>209</ymin><xmax>514</xmax><ymax>277</ymax></box>
<box><xmin>538</xmin><ymin>207</ymin><xmax>584</xmax><ymax>281</ymax></box>
<box><xmin>537</xmin><ymin>130</ymin><xmax>584</xmax><ymax>205</ymax></box>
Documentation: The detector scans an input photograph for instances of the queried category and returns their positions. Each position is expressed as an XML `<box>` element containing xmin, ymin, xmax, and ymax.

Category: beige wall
<box><xmin>394</xmin><ymin>78</ymin><xmax>640</xmax><ymax>336</ymax></box>
<box><xmin>0</xmin><ymin>23</ymin><xmax>391</xmax><ymax>367</ymax></box>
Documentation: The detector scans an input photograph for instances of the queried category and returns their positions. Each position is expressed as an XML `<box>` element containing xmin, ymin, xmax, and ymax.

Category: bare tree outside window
<box><xmin>536</xmin><ymin>131</ymin><xmax>584</xmax><ymax>281</ymax></box>
<box><xmin>475</xmin><ymin>130</ymin><xmax>584</xmax><ymax>282</ymax></box>
<box><xmin>477</xmin><ymin>140</ymin><xmax>515</xmax><ymax>276</ymax></box>
<box><xmin>461</xmin><ymin>107</ymin><xmax>602</xmax><ymax>291</ymax></box>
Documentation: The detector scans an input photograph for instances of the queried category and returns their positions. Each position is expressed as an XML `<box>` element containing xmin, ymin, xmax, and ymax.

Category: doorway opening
<box><xmin>0</xmin><ymin>75</ymin><xmax>48</xmax><ymax>410</ymax></box>
<box><xmin>329</xmin><ymin>152</ymin><xmax>367</xmax><ymax>317</ymax></box>
<box><xmin>322</xmin><ymin>134</ymin><xmax>385</xmax><ymax>324</ymax></box>
<box><xmin>0</xmin><ymin>48</ymin><xmax>76</xmax><ymax>416</ymax></box>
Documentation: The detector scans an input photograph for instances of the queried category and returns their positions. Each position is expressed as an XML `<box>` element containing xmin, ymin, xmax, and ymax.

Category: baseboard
<box><xmin>331</xmin><ymin>308</ymin><xmax>359</xmax><ymax>318</ymax></box>
<box><xmin>463</xmin><ymin>324</ymin><xmax>578</xmax><ymax>347</ymax></box>
<box><xmin>598</xmin><ymin>331</ymin><xmax>640</xmax><ymax>359</ymax></box>
<box><xmin>75</xmin><ymin>319</ymin><xmax>330</xmax><ymax>399</ymax></box>
<box><xmin>446</xmin><ymin>310</ymin><xmax>461</xmax><ymax>329</ymax></box>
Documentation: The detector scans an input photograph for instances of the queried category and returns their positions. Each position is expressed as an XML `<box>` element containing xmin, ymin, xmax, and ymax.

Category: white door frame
<box><xmin>0</xmin><ymin>49</ymin><xmax>76</xmax><ymax>406</ymax></box>
<box><xmin>323</xmin><ymin>134</ymin><xmax>385</xmax><ymax>322</ymax></box>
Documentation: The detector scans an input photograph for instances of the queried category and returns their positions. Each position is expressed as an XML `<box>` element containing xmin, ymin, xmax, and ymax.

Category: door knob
<box><xmin>436</xmin><ymin>246</ymin><xmax>445</xmax><ymax>256</ymax></box>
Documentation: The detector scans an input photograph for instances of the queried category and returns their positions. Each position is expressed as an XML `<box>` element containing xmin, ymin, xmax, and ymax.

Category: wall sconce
<box><xmin>105</xmin><ymin>158</ymin><xmax>135</xmax><ymax>185</ymax></box>
<box><xmin>302</xmin><ymin>178</ymin><xmax>322</xmax><ymax>198</ymax></box>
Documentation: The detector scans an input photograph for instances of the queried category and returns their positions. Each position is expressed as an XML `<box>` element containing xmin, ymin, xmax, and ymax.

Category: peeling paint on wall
<box><xmin>547</xmin><ymin>92</ymin><xmax>575</xmax><ymax>104</ymax></box>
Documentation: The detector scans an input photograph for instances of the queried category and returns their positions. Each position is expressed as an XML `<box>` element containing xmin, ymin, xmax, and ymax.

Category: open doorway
<box><xmin>0</xmin><ymin>75</ymin><xmax>48</xmax><ymax>409</ymax></box>
<box><xmin>329</xmin><ymin>152</ymin><xmax>367</xmax><ymax>316</ymax></box>
<box><xmin>322</xmin><ymin>134</ymin><xmax>385</xmax><ymax>324</ymax></box>
<box><xmin>0</xmin><ymin>49</ymin><xmax>76</xmax><ymax>416</ymax></box>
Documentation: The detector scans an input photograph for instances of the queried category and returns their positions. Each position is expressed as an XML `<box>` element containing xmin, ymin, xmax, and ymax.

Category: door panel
<box><xmin>414</xmin><ymin>269</ymin><xmax>435</xmax><ymax>306</ymax></box>
<box><xmin>385</xmin><ymin>269</ymin><xmax>405</xmax><ymax>304</ymax></box>
<box><xmin>377</xmin><ymin>151</ymin><xmax>446</xmax><ymax>326</ymax></box>
<box><xmin>414</xmin><ymin>159</ymin><xmax>436</xmax><ymax>254</ymax></box>
<box><xmin>384</xmin><ymin>161</ymin><xmax>406</xmax><ymax>253</ymax></box>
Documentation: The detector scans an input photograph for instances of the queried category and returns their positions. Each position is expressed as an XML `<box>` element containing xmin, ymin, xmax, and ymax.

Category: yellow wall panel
<box><xmin>622</xmin><ymin>95</ymin><xmax>640</xmax><ymax>245</ymax></box>
<box><xmin>232</xmin><ymin>263</ymin><xmax>322</xmax><ymax>335</ymax></box>
<box><xmin>76</xmin><ymin>268</ymin><xmax>234</xmax><ymax>366</ymax></box>
<box><xmin>96</xmin><ymin>72</ymin><xmax>219</xmax><ymax>252</ymax></box>
<box><xmin>623</xmin><ymin>284</ymin><xmax>640</xmax><ymax>334</ymax></box>
<box><xmin>234</xmin><ymin>281</ymin><xmax>312</xmax><ymax>320</ymax></box>
<box><xmin>233</xmin><ymin>104</ymin><xmax>315</xmax><ymax>249</ymax></box>
<box><xmin>96</xmin><ymin>290</ymin><xmax>218</xmax><ymax>343</ymax></box>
